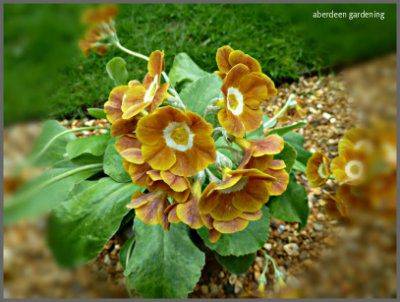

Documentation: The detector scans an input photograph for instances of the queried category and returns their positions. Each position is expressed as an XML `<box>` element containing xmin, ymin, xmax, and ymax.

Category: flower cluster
<box><xmin>306</xmin><ymin>122</ymin><xmax>396</xmax><ymax>218</ymax></box>
<box><xmin>79</xmin><ymin>4</ymin><xmax>118</xmax><ymax>56</ymax></box>
<box><xmin>104</xmin><ymin>46</ymin><xmax>290</xmax><ymax>241</ymax></box>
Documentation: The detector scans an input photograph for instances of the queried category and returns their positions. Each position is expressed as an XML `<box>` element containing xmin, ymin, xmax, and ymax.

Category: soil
<box><xmin>3</xmin><ymin>54</ymin><xmax>396</xmax><ymax>298</ymax></box>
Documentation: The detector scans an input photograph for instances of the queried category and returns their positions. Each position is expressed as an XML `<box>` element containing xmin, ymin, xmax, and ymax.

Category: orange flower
<box><xmin>81</xmin><ymin>4</ymin><xmax>118</xmax><ymax>25</ymax></box>
<box><xmin>127</xmin><ymin>190</ymin><xmax>170</xmax><ymax>230</ymax></box>
<box><xmin>121</xmin><ymin>51</ymin><xmax>169</xmax><ymax>119</ymax></box>
<box><xmin>236</xmin><ymin>134</ymin><xmax>284</xmax><ymax>159</ymax></box>
<box><xmin>79</xmin><ymin>25</ymin><xmax>112</xmax><ymax>56</ymax></box>
<box><xmin>104</xmin><ymin>84</ymin><xmax>139</xmax><ymax>136</ymax></box>
<box><xmin>215</xmin><ymin>45</ymin><xmax>262</xmax><ymax>79</ymax></box>
<box><xmin>136</xmin><ymin>106</ymin><xmax>216</xmax><ymax>177</ymax></box>
<box><xmin>199</xmin><ymin>161</ymin><xmax>284</xmax><ymax>234</ymax></box>
<box><xmin>306</xmin><ymin>151</ymin><xmax>331</xmax><ymax>188</ymax></box>
<box><xmin>218</xmin><ymin>64</ymin><xmax>277</xmax><ymax>137</ymax></box>
<box><xmin>166</xmin><ymin>180</ymin><xmax>206</xmax><ymax>229</ymax></box>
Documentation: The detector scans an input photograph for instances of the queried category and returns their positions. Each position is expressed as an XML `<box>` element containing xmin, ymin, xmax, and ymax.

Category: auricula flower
<box><xmin>136</xmin><ymin>106</ymin><xmax>216</xmax><ymax>177</ymax></box>
<box><xmin>121</xmin><ymin>51</ymin><xmax>169</xmax><ymax>119</ymax></box>
<box><xmin>306</xmin><ymin>151</ymin><xmax>331</xmax><ymax>188</ymax></box>
<box><xmin>81</xmin><ymin>4</ymin><xmax>118</xmax><ymax>25</ymax></box>
<box><xmin>215</xmin><ymin>45</ymin><xmax>262</xmax><ymax>79</ymax></box>
<box><xmin>217</xmin><ymin>63</ymin><xmax>277</xmax><ymax>137</ymax></box>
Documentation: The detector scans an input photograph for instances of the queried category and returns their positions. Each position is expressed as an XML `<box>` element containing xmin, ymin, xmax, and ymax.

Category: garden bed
<box><xmin>3</xmin><ymin>54</ymin><xmax>396</xmax><ymax>298</ymax></box>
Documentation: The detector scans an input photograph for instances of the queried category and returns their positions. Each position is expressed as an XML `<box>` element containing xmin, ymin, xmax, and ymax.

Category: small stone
<box><xmin>313</xmin><ymin>223</ymin><xmax>324</xmax><ymax>231</ymax></box>
<box><xmin>228</xmin><ymin>274</ymin><xmax>237</xmax><ymax>285</ymax></box>
<box><xmin>201</xmin><ymin>285</ymin><xmax>209</xmax><ymax>294</ymax></box>
<box><xmin>278</xmin><ymin>224</ymin><xmax>286</xmax><ymax>234</ymax></box>
<box><xmin>264</xmin><ymin>243</ymin><xmax>272</xmax><ymax>251</ymax></box>
<box><xmin>210</xmin><ymin>284</ymin><xmax>219</xmax><ymax>295</ymax></box>
<box><xmin>219</xmin><ymin>271</ymin><xmax>225</xmax><ymax>278</ymax></box>
<box><xmin>283</xmin><ymin>243</ymin><xmax>299</xmax><ymax>256</ymax></box>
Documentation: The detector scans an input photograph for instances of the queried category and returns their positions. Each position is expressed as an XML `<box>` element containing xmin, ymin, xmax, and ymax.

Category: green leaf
<box><xmin>103</xmin><ymin>137</ymin><xmax>131</xmax><ymax>183</ymax></box>
<box><xmin>283</xmin><ymin>131</ymin><xmax>312</xmax><ymax>165</ymax></box>
<box><xmin>106</xmin><ymin>57</ymin><xmax>129</xmax><ymax>85</ymax></box>
<box><xmin>120</xmin><ymin>236</ymin><xmax>135</xmax><ymax>270</ymax></box>
<box><xmin>275</xmin><ymin>142</ymin><xmax>297</xmax><ymax>172</ymax></box>
<box><xmin>66</xmin><ymin>134</ymin><xmax>110</xmax><ymax>160</ymax></box>
<box><xmin>179</xmin><ymin>74</ymin><xmax>222</xmax><ymax>116</ymax></box>
<box><xmin>47</xmin><ymin>178</ymin><xmax>140</xmax><ymax>267</ymax></box>
<box><xmin>4</xmin><ymin>163</ymin><xmax>102</xmax><ymax>225</ymax></box>
<box><xmin>215</xmin><ymin>253</ymin><xmax>256</xmax><ymax>275</ymax></box>
<box><xmin>125</xmin><ymin>221</ymin><xmax>205</xmax><ymax>298</ymax></box>
<box><xmin>268</xmin><ymin>175</ymin><xmax>309</xmax><ymax>228</ymax></box>
<box><xmin>293</xmin><ymin>160</ymin><xmax>306</xmax><ymax>173</ymax></box>
<box><xmin>268</xmin><ymin>121</ymin><xmax>307</xmax><ymax>136</ymax></box>
<box><xmin>87</xmin><ymin>108</ymin><xmax>107</xmax><ymax>119</ymax></box>
<box><xmin>198</xmin><ymin>207</ymin><xmax>270</xmax><ymax>256</ymax></box>
<box><xmin>28</xmin><ymin>120</ymin><xmax>76</xmax><ymax>167</ymax></box>
<box><xmin>168</xmin><ymin>53</ymin><xmax>209</xmax><ymax>87</ymax></box>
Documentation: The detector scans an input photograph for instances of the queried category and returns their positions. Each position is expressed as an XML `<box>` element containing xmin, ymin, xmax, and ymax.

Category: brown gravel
<box><xmin>3</xmin><ymin>54</ymin><xmax>396</xmax><ymax>298</ymax></box>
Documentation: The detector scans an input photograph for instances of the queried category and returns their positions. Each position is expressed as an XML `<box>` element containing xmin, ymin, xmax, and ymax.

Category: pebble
<box><xmin>313</xmin><ymin>223</ymin><xmax>324</xmax><ymax>231</ymax></box>
<box><xmin>264</xmin><ymin>243</ymin><xmax>272</xmax><ymax>251</ymax></box>
<box><xmin>201</xmin><ymin>285</ymin><xmax>209</xmax><ymax>295</ymax></box>
<box><xmin>283</xmin><ymin>243</ymin><xmax>299</xmax><ymax>256</ymax></box>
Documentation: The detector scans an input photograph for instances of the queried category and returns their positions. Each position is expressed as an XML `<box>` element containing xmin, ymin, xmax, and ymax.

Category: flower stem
<box><xmin>263</xmin><ymin>94</ymin><xmax>297</xmax><ymax>129</ymax></box>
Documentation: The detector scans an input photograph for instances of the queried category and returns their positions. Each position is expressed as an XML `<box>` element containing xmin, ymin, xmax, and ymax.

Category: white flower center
<box><xmin>163</xmin><ymin>122</ymin><xmax>194</xmax><ymax>152</ymax></box>
<box><xmin>344</xmin><ymin>160</ymin><xmax>364</xmax><ymax>181</ymax></box>
<box><xmin>144</xmin><ymin>75</ymin><xmax>159</xmax><ymax>103</ymax></box>
<box><xmin>227</xmin><ymin>87</ymin><xmax>244</xmax><ymax>116</ymax></box>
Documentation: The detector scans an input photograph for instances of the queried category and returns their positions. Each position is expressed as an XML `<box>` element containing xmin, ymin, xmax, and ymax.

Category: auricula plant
<box><xmin>5</xmin><ymin>5</ymin><xmax>313</xmax><ymax>298</ymax></box>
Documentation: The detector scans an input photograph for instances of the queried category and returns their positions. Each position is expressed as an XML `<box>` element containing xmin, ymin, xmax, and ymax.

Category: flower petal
<box><xmin>104</xmin><ymin>85</ymin><xmax>128</xmax><ymax>123</ymax></box>
<box><xmin>110</xmin><ymin>118</ymin><xmax>137</xmax><ymax>137</ymax></box>
<box><xmin>121</xmin><ymin>84</ymin><xmax>147</xmax><ymax>119</ymax></box>
<box><xmin>240</xmin><ymin>210</ymin><xmax>263</xmax><ymax>221</ymax></box>
<box><xmin>160</xmin><ymin>170</ymin><xmax>190</xmax><ymax>192</ymax></box>
<box><xmin>176</xmin><ymin>197</ymin><xmax>204</xmax><ymax>229</ymax></box>
<box><xmin>266</xmin><ymin>169</ymin><xmax>289</xmax><ymax>196</ymax></box>
<box><xmin>218</xmin><ymin>109</ymin><xmax>246</xmax><ymax>138</ymax></box>
<box><xmin>222</xmin><ymin>63</ymin><xmax>250</xmax><ymax>95</ymax></box>
<box><xmin>147</xmin><ymin>50</ymin><xmax>164</xmax><ymax>77</ymax></box>
<box><xmin>228</xmin><ymin>50</ymin><xmax>261</xmax><ymax>73</ymax></box>
<box><xmin>240</xmin><ymin>106</ymin><xmax>263</xmax><ymax>133</ymax></box>
<box><xmin>115</xmin><ymin>135</ymin><xmax>144</xmax><ymax>164</ymax></box>
<box><xmin>210</xmin><ymin>194</ymin><xmax>241</xmax><ymax>221</ymax></box>
<box><xmin>216</xmin><ymin>45</ymin><xmax>234</xmax><ymax>75</ymax></box>
<box><xmin>251</xmin><ymin>134</ymin><xmax>284</xmax><ymax>157</ymax></box>
<box><xmin>213</xmin><ymin>217</ymin><xmax>249</xmax><ymax>234</ymax></box>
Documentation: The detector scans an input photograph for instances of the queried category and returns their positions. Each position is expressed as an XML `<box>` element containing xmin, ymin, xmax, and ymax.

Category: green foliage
<box><xmin>119</xmin><ymin>236</ymin><xmax>135</xmax><ymax>270</ymax></box>
<box><xmin>198</xmin><ymin>207</ymin><xmax>270</xmax><ymax>256</ymax></box>
<box><xmin>179</xmin><ymin>74</ymin><xmax>222</xmax><ymax>116</ymax></box>
<box><xmin>66</xmin><ymin>134</ymin><xmax>110</xmax><ymax>160</ymax></box>
<box><xmin>4</xmin><ymin>164</ymin><xmax>102</xmax><ymax>225</ymax></box>
<box><xmin>103</xmin><ymin>137</ymin><xmax>131</xmax><ymax>183</ymax></box>
<box><xmin>268</xmin><ymin>175</ymin><xmax>309</xmax><ymax>228</ymax></box>
<box><xmin>215</xmin><ymin>253</ymin><xmax>256</xmax><ymax>275</ymax></box>
<box><xmin>5</xmin><ymin>4</ymin><xmax>396</xmax><ymax>124</ymax></box>
<box><xmin>106</xmin><ymin>56</ymin><xmax>129</xmax><ymax>85</ymax></box>
<box><xmin>275</xmin><ymin>142</ymin><xmax>297</xmax><ymax>172</ymax></box>
<box><xmin>168</xmin><ymin>52</ymin><xmax>209</xmax><ymax>87</ymax></box>
<box><xmin>124</xmin><ymin>221</ymin><xmax>205</xmax><ymax>298</ymax></box>
<box><xmin>47</xmin><ymin>178</ymin><xmax>140</xmax><ymax>267</ymax></box>
<box><xmin>28</xmin><ymin>120</ymin><xmax>76</xmax><ymax>167</ymax></box>
<box><xmin>283</xmin><ymin>131</ymin><xmax>312</xmax><ymax>166</ymax></box>
<box><xmin>87</xmin><ymin>108</ymin><xmax>107</xmax><ymax>119</ymax></box>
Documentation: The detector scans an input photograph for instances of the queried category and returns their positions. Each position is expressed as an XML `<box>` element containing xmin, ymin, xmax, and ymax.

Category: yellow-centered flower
<box><xmin>136</xmin><ymin>106</ymin><xmax>216</xmax><ymax>177</ymax></box>
<box><xmin>218</xmin><ymin>63</ymin><xmax>277</xmax><ymax>137</ymax></box>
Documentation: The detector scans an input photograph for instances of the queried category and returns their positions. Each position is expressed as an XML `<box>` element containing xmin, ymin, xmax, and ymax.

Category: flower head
<box><xmin>136</xmin><ymin>106</ymin><xmax>216</xmax><ymax>177</ymax></box>
<box><xmin>306</xmin><ymin>151</ymin><xmax>331</xmax><ymax>188</ymax></box>
<box><xmin>81</xmin><ymin>4</ymin><xmax>118</xmax><ymax>25</ymax></box>
<box><xmin>79</xmin><ymin>25</ymin><xmax>114</xmax><ymax>56</ymax></box>
<box><xmin>121</xmin><ymin>51</ymin><xmax>169</xmax><ymax>119</ymax></box>
<box><xmin>218</xmin><ymin>63</ymin><xmax>276</xmax><ymax>137</ymax></box>
<box><xmin>215</xmin><ymin>45</ymin><xmax>262</xmax><ymax>79</ymax></box>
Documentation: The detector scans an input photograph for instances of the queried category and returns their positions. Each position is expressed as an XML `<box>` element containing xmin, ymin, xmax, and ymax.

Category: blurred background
<box><xmin>3</xmin><ymin>3</ymin><xmax>397</xmax><ymax>299</ymax></box>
